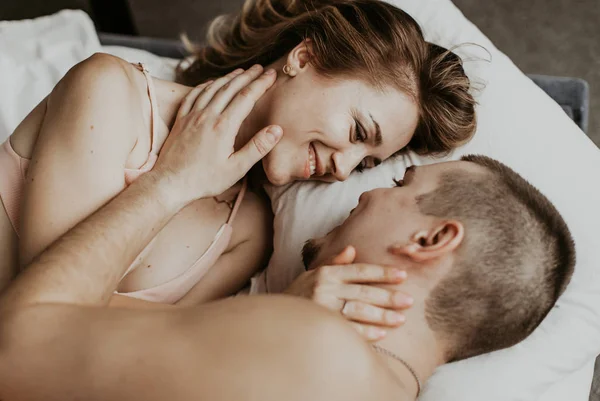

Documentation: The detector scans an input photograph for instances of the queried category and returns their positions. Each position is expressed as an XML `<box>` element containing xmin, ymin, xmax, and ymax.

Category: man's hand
<box><xmin>285</xmin><ymin>246</ymin><xmax>413</xmax><ymax>341</ymax></box>
<box><xmin>154</xmin><ymin>65</ymin><xmax>282</xmax><ymax>204</ymax></box>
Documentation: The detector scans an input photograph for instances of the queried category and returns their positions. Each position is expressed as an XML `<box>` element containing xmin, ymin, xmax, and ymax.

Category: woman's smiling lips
<box><xmin>304</xmin><ymin>142</ymin><xmax>325</xmax><ymax>179</ymax></box>
<box><xmin>305</xmin><ymin>143</ymin><xmax>316</xmax><ymax>178</ymax></box>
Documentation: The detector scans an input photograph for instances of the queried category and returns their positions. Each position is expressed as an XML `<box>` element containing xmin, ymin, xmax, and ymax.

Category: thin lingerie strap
<box><xmin>227</xmin><ymin>178</ymin><xmax>248</xmax><ymax>225</ymax></box>
<box><xmin>136</xmin><ymin>63</ymin><xmax>159</xmax><ymax>155</ymax></box>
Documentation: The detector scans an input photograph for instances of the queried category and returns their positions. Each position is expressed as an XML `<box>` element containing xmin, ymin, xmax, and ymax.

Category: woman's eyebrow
<box><xmin>370</xmin><ymin>113</ymin><xmax>383</xmax><ymax>146</ymax></box>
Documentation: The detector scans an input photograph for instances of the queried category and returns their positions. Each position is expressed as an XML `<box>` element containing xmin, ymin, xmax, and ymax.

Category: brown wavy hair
<box><xmin>177</xmin><ymin>0</ymin><xmax>477</xmax><ymax>155</ymax></box>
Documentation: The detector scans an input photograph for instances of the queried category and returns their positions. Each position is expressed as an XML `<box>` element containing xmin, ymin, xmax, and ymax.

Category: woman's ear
<box><xmin>286</xmin><ymin>40</ymin><xmax>312</xmax><ymax>74</ymax></box>
<box><xmin>390</xmin><ymin>220</ymin><xmax>464</xmax><ymax>263</ymax></box>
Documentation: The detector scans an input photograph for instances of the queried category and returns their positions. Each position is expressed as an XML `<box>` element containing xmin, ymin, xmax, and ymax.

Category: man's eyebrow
<box><xmin>404</xmin><ymin>165</ymin><xmax>417</xmax><ymax>183</ymax></box>
<box><xmin>370</xmin><ymin>113</ymin><xmax>382</xmax><ymax>147</ymax></box>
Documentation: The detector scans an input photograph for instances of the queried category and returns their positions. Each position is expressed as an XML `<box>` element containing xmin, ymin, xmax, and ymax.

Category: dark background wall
<box><xmin>0</xmin><ymin>0</ymin><xmax>92</xmax><ymax>19</ymax></box>
<box><xmin>451</xmin><ymin>0</ymin><xmax>600</xmax><ymax>146</ymax></box>
<box><xmin>0</xmin><ymin>0</ymin><xmax>136</xmax><ymax>34</ymax></box>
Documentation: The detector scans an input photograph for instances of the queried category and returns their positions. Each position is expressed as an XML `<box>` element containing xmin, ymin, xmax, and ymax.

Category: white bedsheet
<box><xmin>540</xmin><ymin>360</ymin><xmax>593</xmax><ymax>401</ymax></box>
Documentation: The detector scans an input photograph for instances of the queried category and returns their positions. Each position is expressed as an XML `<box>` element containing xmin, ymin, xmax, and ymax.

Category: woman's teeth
<box><xmin>309</xmin><ymin>144</ymin><xmax>316</xmax><ymax>176</ymax></box>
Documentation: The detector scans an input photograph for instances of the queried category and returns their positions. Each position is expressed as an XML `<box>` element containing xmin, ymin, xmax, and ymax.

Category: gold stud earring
<box><xmin>282</xmin><ymin>64</ymin><xmax>296</xmax><ymax>76</ymax></box>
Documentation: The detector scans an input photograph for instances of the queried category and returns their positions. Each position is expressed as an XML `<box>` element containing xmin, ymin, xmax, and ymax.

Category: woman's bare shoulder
<box><xmin>10</xmin><ymin>53</ymin><xmax>143</xmax><ymax>157</ymax></box>
<box><xmin>229</xmin><ymin>189</ymin><xmax>273</xmax><ymax>251</ymax></box>
<box><xmin>58</xmin><ymin>53</ymin><xmax>156</xmax><ymax>114</ymax></box>
<box><xmin>68</xmin><ymin>53</ymin><xmax>141</xmax><ymax>85</ymax></box>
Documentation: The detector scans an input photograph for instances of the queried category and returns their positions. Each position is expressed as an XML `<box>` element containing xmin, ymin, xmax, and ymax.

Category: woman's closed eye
<box><xmin>354</xmin><ymin>118</ymin><xmax>368</xmax><ymax>142</ymax></box>
<box><xmin>352</xmin><ymin>117</ymin><xmax>382</xmax><ymax>173</ymax></box>
<box><xmin>353</xmin><ymin>118</ymin><xmax>368</xmax><ymax>173</ymax></box>
<box><xmin>355</xmin><ymin>159</ymin><xmax>368</xmax><ymax>173</ymax></box>
<box><xmin>355</xmin><ymin>157</ymin><xmax>382</xmax><ymax>173</ymax></box>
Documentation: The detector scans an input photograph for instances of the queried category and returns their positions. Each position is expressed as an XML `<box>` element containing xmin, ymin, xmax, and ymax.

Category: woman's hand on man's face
<box><xmin>284</xmin><ymin>246</ymin><xmax>413</xmax><ymax>342</ymax></box>
<box><xmin>153</xmin><ymin>65</ymin><xmax>282</xmax><ymax>205</ymax></box>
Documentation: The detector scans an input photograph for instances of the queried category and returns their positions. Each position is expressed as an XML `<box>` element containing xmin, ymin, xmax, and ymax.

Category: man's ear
<box><xmin>286</xmin><ymin>40</ymin><xmax>312</xmax><ymax>75</ymax></box>
<box><xmin>390</xmin><ymin>220</ymin><xmax>464</xmax><ymax>263</ymax></box>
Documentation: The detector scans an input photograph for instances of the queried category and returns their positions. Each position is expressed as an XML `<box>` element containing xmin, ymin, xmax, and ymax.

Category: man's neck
<box><xmin>373</xmin><ymin>286</ymin><xmax>446</xmax><ymax>399</ymax></box>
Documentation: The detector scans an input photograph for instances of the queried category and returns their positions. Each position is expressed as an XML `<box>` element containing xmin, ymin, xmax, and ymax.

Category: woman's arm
<box><xmin>176</xmin><ymin>191</ymin><xmax>273</xmax><ymax>305</ymax></box>
<box><xmin>18</xmin><ymin>53</ymin><xmax>144</xmax><ymax>267</ymax></box>
<box><xmin>106</xmin><ymin>191</ymin><xmax>272</xmax><ymax>309</ymax></box>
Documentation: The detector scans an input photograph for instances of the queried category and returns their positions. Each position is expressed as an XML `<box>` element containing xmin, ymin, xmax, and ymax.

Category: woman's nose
<box><xmin>331</xmin><ymin>152</ymin><xmax>355</xmax><ymax>181</ymax></box>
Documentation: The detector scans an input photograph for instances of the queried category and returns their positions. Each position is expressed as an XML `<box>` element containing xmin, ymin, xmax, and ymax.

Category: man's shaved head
<box><xmin>303</xmin><ymin>155</ymin><xmax>575</xmax><ymax>362</ymax></box>
<box><xmin>421</xmin><ymin>155</ymin><xmax>575</xmax><ymax>361</ymax></box>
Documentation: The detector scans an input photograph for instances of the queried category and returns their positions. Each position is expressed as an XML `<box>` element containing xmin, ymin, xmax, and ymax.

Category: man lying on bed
<box><xmin>283</xmin><ymin>155</ymin><xmax>575</xmax><ymax>396</ymax></box>
<box><xmin>0</xmin><ymin>107</ymin><xmax>574</xmax><ymax>400</ymax></box>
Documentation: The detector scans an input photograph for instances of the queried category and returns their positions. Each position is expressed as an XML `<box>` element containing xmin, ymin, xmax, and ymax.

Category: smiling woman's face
<box><xmin>250</xmin><ymin>43</ymin><xmax>420</xmax><ymax>186</ymax></box>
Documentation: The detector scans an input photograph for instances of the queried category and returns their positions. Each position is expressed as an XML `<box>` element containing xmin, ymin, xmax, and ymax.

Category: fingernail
<box><xmin>266</xmin><ymin>126</ymin><xmax>283</xmax><ymax>142</ymax></box>
<box><xmin>393</xmin><ymin>269</ymin><xmax>407</xmax><ymax>280</ymax></box>
<box><xmin>203</xmin><ymin>80</ymin><xmax>214</xmax><ymax>85</ymax></box>
<box><xmin>387</xmin><ymin>312</ymin><xmax>405</xmax><ymax>324</ymax></box>
<box><xmin>394</xmin><ymin>293</ymin><xmax>413</xmax><ymax>307</ymax></box>
<box><xmin>264</xmin><ymin>68</ymin><xmax>276</xmax><ymax>75</ymax></box>
<box><xmin>370</xmin><ymin>328</ymin><xmax>387</xmax><ymax>339</ymax></box>
<box><xmin>250</xmin><ymin>64</ymin><xmax>262</xmax><ymax>71</ymax></box>
<box><xmin>232</xmin><ymin>68</ymin><xmax>244</xmax><ymax>75</ymax></box>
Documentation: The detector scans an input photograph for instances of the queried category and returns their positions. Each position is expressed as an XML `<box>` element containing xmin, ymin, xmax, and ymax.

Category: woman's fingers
<box><xmin>350</xmin><ymin>322</ymin><xmax>387</xmax><ymax>342</ymax></box>
<box><xmin>229</xmin><ymin>125</ymin><xmax>282</xmax><ymax>181</ymax></box>
<box><xmin>191</xmin><ymin>68</ymin><xmax>245</xmax><ymax>112</ymax></box>
<box><xmin>221</xmin><ymin>68</ymin><xmax>277</xmax><ymax>128</ymax></box>
<box><xmin>338</xmin><ymin>284</ymin><xmax>413</xmax><ymax>309</ymax></box>
<box><xmin>177</xmin><ymin>80</ymin><xmax>214</xmax><ymax>119</ymax></box>
<box><xmin>342</xmin><ymin>300</ymin><xmax>406</xmax><ymax>327</ymax></box>
<box><xmin>317</xmin><ymin>263</ymin><xmax>407</xmax><ymax>284</ymax></box>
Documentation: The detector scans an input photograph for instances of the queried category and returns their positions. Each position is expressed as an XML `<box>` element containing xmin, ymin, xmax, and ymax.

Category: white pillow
<box><xmin>254</xmin><ymin>0</ymin><xmax>600</xmax><ymax>400</ymax></box>
<box><xmin>0</xmin><ymin>10</ymin><xmax>101</xmax><ymax>142</ymax></box>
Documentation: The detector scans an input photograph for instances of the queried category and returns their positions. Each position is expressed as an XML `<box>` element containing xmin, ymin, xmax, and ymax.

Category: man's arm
<box><xmin>0</xmin><ymin>172</ymin><xmax>182</xmax><ymax>309</ymax></box>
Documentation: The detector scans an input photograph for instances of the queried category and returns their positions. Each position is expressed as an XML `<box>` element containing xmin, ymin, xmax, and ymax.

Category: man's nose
<box><xmin>358</xmin><ymin>188</ymin><xmax>382</xmax><ymax>204</ymax></box>
<box><xmin>358</xmin><ymin>191</ymin><xmax>371</xmax><ymax>203</ymax></box>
